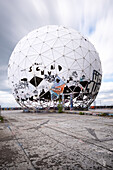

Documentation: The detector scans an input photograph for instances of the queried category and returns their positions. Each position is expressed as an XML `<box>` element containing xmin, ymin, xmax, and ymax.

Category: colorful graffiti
<box><xmin>50</xmin><ymin>76</ymin><xmax>65</xmax><ymax>100</ymax></box>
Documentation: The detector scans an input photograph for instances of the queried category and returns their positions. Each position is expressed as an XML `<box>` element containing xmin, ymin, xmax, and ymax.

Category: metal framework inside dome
<box><xmin>8</xmin><ymin>25</ymin><xmax>102</xmax><ymax>110</ymax></box>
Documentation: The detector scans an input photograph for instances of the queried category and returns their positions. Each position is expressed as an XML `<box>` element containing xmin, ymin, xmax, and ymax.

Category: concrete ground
<box><xmin>0</xmin><ymin>110</ymin><xmax>113</xmax><ymax>170</ymax></box>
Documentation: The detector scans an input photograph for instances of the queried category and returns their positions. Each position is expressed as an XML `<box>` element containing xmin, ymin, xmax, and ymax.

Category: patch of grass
<box><xmin>79</xmin><ymin>112</ymin><xmax>84</xmax><ymax>115</ymax></box>
<box><xmin>57</xmin><ymin>99</ymin><xmax>63</xmax><ymax>113</ymax></box>
<box><xmin>0</xmin><ymin>116</ymin><xmax>4</xmax><ymax>123</ymax></box>
<box><xmin>99</xmin><ymin>113</ymin><xmax>108</xmax><ymax>116</ymax></box>
<box><xmin>58</xmin><ymin>103</ymin><xmax>63</xmax><ymax>113</ymax></box>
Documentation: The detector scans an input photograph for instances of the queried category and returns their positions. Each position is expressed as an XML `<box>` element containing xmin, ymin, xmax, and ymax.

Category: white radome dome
<box><xmin>8</xmin><ymin>25</ymin><xmax>102</xmax><ymax>109</ymax></box>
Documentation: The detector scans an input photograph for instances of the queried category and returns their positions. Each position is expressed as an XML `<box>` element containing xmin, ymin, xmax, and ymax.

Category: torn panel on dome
<box><xmin>30</xmin><ymin>76</ymin><xmax>43</xmax><ymax>87</ymax></box>
<box><xmin>85</xmin><ymin>70</ymin><xmax>102</xmax><ymax>95</ymax></box>
<box><xmin>42</xmin><ymin>91</ymin><xmax>51</xmax><ymax>100</ymax></box>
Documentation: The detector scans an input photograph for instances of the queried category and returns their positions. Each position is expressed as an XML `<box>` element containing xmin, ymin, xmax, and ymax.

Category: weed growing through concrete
<box><xmin>0</xmin><ymin>116</ymin><xmax>4</xmax><ymax>123</ymax></box>
<box><xmin>79</xmin><ymin>112</ymin><xmax>84</xmax><ymax>115</ymax></box>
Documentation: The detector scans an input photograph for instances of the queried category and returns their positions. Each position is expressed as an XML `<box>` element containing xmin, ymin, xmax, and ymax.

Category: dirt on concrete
<box><xmin>0</xmin><ymin>110</ymin><xmax>113</xmax><ymax>170</ymax></box>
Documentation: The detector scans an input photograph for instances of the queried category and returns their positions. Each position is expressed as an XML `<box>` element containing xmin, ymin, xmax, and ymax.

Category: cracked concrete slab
<box><xmin>0</xmin><ymin>110</ymin><xmax>113</xmax><ymax>170</ymax></box>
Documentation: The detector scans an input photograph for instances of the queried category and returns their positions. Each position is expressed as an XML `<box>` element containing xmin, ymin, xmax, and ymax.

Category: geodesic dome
<box><xmin>8</xmin><ymin>25</ymin><xmax>102</xmax><ymax>109</ymax></box>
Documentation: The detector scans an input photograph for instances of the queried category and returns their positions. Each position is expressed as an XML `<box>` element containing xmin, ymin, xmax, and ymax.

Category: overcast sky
<box><xmin>0</xmin><ymin>0</ymin><xmax>113</xmax><ymax>107</ymax></box>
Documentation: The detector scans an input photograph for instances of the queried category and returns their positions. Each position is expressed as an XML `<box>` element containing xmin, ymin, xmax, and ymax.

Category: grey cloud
<box><xmin>99</xmin><ymin>89</ymin><xmax>113</xmax><ymax>94</ymax></box>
